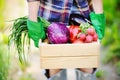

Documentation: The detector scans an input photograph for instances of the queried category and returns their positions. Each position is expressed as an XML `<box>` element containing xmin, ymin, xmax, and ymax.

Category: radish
<box><xmin>79</xmin><ymin>33</ymin><xmax>86</xmax><ymax>41</ymax></box>
<box><xmin>93</xmin><ymin>33</ymin><xmax>98</xmax><ymax>41</ymax></box>
<box><xmin>86</xmin><ymin>27</ymin><xmax>95</xmax><ymax>36</ymax></box>
<box><xmin>73</xmin><ymin>39</ymin><xmax>83</xmax><ymax>43</ymax></box>
<box><xmin>85</xmin><ymin>35</ymin><xmax>93</xmax><ymax>43</ymax></box>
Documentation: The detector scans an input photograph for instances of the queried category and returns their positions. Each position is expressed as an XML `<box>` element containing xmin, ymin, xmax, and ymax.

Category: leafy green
<box><xmin>79</xmin><ymin>22</ymin><xmax>93</xmax><ymax>33</ymax></box>
<box><xmin>8</xmin><ymin>16</ymin><xmax>50</xmax><ymax>71</ymax></box>
<box><xmin>96</xmin><ymin>70</ymin><xmax>105</xmax><ymax>78</ymax></box>
<box><xmin>8</xmin><ymin>16</ymin><xmax>30</xmax><ymax>67</ymax></box>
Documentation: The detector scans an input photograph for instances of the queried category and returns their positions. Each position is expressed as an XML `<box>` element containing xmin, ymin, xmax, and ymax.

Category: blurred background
<box><xmin>0</xmin><ymin>0</ymin><xmax>120</xmax><ymax>80</ymax></box>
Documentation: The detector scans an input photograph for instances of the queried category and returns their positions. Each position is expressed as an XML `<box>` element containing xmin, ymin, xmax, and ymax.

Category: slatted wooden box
<box><xmin>39</xmin><ymin>41</ymin><xmax>100</xmax><ymax>69</ymax></box>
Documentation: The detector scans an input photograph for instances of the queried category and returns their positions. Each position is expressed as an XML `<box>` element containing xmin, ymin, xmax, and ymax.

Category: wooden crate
<box><xmin>39</xmin><ymin>41</ymin><xmax>100</xmax><ymax>69</ymax></box>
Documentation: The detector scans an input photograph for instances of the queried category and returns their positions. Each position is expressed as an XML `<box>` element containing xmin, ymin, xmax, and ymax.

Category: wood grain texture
<box><xmin>40</xmin><ymin>56</ymin><xmax>99</xmax><ymax>69</ymax></box>
<box><xmin>40</xmin><ymin>41</ymin><xmax>100</xmax><ymax>57</ymax></box>
<box><xmin>39</xmin><ymin>41</ymin><xmax>100</xmax><ymax>69</ymax></box>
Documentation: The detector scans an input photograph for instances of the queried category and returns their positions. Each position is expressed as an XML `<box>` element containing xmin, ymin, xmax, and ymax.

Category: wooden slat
<box><xmin>40</xmin><ymin>56</ymin><xmax>99</xmax><ymax>69</ymax></box>
<box><xmin>40</xmin><ymin>41</ymin><xmax>100</xmax><ymax>57</ymax></box>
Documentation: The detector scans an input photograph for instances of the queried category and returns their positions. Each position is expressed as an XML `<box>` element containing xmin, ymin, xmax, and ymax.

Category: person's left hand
<box><xmin>90</xmin><ymin>12</ymin><xmax>106</xmax><ymax>40</ymax></box>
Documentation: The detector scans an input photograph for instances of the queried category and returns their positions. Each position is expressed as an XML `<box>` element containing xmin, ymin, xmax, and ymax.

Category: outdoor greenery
<box><xmin>0</xmin><ymin>0</ymin><xmax>5</xmax><ymax>30</ymax></box>
<box><xmin>0</xmin><ymin>0</ymin><xmax>10</xmax><ymax>80</ymax></box>
<box><xmin>102</xmin><ymin>0</ymin><xmax>120</xmax><ymax>67</ymax></box>
<box><xmin>96</xmin><ymin>0</ymin><xmax>120</xmax><ymax>79</ymax></box>
<box><xmin>0</xmin><ymin>34</ymin><xmax>9</xmax><ymax>80</ymax></box>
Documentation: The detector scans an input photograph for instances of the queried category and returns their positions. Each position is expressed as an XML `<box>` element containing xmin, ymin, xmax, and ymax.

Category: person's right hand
<box><xmin>27</xmin><ymin>17</ymin><xmax>46</xmax><ymax>47</ymax></box>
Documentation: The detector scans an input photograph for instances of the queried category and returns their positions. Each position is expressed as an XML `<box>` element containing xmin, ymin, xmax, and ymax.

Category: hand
<box><xmin>90</xmin><ymin>12</ymin><xmax>106</xmax><ymax>40</ymax></box>
<box><xmin>79</xmin><ymin>68</ymin><xmax>93</xmax><ymax>74</ymax></box>
<box><xmin>27</xmin><ymin>17</ymin><xmax>46</xmax><ymax>47</ymax></box>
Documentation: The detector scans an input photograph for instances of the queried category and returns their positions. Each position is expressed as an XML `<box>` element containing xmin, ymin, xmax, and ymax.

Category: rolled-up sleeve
<box><xmin>27</xmin><ymin>0</ymin><xmax>40</xmax><ymax>2</ymax></box>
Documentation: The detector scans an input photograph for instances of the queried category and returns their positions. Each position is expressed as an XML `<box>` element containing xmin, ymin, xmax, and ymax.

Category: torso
<box><xmin>38</xmin><ymin>0</ymin><xmax>92</xmax><ymax>25</ymax></box>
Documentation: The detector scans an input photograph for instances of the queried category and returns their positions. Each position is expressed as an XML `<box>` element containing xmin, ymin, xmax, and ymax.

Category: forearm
<box><xmin>27</xmin><ymin>1</ymin><xmax>40</xmax><ymax>21</ymax></box>
<box><xmin>79</xmin><ymin>68</ymin><xmax>93</xmax><ymax>74</ymax></box>
<box><xmin>92</xmin><ymin>0</ymin><xmax>103</xmax><ymax>14</ymax></box>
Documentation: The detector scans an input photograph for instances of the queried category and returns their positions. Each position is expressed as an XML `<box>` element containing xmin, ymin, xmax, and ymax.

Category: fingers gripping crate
<box><xmin>39</xmin><ymin>41</ymin><xmax>100</xmax><ymax>69</ymax></box>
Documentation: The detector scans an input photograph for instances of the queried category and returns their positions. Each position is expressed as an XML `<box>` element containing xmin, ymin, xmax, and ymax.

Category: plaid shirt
<box><xmin>28</xmin><ymin>0</ymin><xmax>92</xmax><ymax>25</ymax></box>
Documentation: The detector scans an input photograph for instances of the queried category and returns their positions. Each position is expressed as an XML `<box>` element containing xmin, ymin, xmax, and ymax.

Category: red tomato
<box><xmin>69</xmin><ymin>25</ymin><xmax>81</xmax><ymax>42</ymax></box>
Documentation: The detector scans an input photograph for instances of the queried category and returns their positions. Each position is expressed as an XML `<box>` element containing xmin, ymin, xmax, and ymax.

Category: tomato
<box><xmin>69</xmin><ymin>25</ymin><xmax>81</xmax><ymax>42</ymax></box>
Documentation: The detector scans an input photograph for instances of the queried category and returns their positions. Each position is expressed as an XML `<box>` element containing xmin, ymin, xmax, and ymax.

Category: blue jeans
<box><xmin>48</xmin><ymin>69</ymin><xmax>96</xmax><ymax>80</ymax></box>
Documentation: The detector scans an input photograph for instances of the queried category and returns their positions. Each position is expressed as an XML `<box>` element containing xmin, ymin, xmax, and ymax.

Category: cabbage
<box><xmin>47</xmin><ymin>22</ymin><xmax>69</xmax><ymax>44</ymax></box>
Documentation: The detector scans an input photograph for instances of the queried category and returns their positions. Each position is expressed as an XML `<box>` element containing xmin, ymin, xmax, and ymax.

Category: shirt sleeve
<box><xmin>27</xmin><ymin>0</ymin><xmax>40</xmax><ymax>2</ymax></box>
